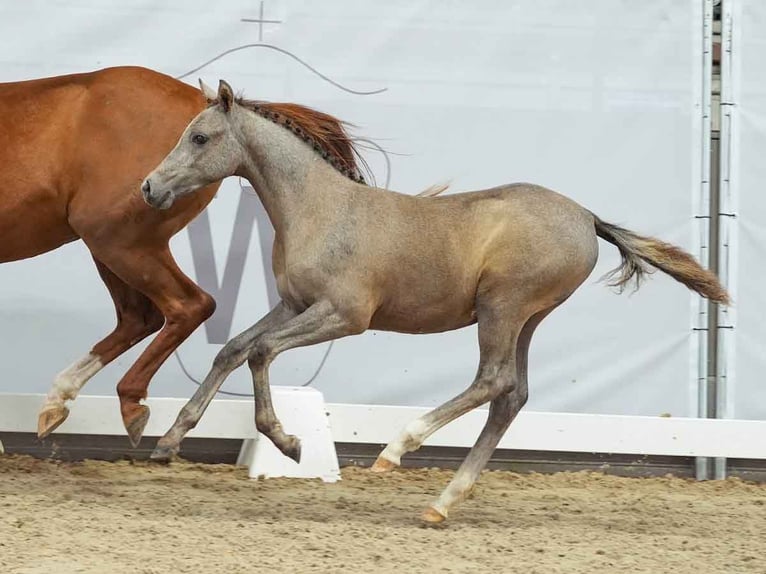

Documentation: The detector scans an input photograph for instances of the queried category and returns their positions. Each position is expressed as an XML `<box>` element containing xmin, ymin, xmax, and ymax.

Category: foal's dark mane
<box><xmin>211</xmin><ymin>96</ymin><xmax>370</xmax><ymax>184</ymax></box>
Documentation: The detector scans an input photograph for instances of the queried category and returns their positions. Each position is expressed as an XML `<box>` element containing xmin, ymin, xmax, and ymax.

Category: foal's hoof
<box><xmin>124</xmin><ymin>405</ymin><xmax>151</xmax><ymax>448</ymax></box>
<box><xmin>421</xmin><ymin>506</ymin><xmax>447</xmax><ymax>525</ymax></box>
<box><xmin>370</xmin><ymin>456</ymin><xmax>398</xmax><ymax>473</ymax></box>
<box><xmin>37</xmin><ymin>405</ymin><xmax>70</xmax><ymax>439</ymax></box>
<box><xmin>149</xmin><ymin>442</ymin><xmax>179</xmax><ymax>464</ymax></box>
<box><xmin>283</xmin><ymin>436</ymin><xmax>302</xmax><ymax>464</ymax></box>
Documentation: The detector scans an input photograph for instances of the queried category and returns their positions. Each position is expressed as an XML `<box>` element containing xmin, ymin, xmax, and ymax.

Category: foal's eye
<box><xmin>191</xmin><ymin>133</ymin><xmax>209</xmax><ymax>145</ymax></box>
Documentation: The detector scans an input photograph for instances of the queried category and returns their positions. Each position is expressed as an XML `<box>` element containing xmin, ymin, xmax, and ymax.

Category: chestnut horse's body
<box><xmin>1</xmin><ymin>66</ymin><xmax>219</xmax><ymax>444</ymax></box>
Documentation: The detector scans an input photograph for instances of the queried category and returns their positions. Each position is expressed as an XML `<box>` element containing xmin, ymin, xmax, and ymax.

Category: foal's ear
<box><xmin>218</xmin><ymin>79</ymin><xmax>234</xmax><ymax>113</ymax></box>
<box><xmin>198</xmin><ymin>79</ymin><xmax>217</xmax><ymax>102</ymax></box>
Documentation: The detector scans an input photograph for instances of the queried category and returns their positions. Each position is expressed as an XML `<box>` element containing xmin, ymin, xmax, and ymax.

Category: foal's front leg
<box><xmin>246</xmin><ymin>300</ymin><xmax>369</xmax><ymax>462</ymax></box>
<box><xmin>150</xmin><ymin>303</ymin><xmax>296</xmax><ymax>461</ymax></box>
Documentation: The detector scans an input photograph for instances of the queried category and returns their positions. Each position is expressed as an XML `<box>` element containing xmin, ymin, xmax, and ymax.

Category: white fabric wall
<box><xmin>720</xmin><ymin>0</ymin><xmax>766</xmax><ymax>421</ymax></box>
<box><xmin>0</xmin><ymin>1</ymin><xmax>705</xmax><ymax>416</ymax></box>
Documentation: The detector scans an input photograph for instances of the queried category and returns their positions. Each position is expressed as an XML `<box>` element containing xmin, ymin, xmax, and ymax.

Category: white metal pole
<box><xmin>714</xmin><ymin>0</ymin><xmax>739</xmax><ymax>480</ymax></box>
<box><xmin>695</xmin><ymin>0</ymin><xmax>715</xmax><ymax>481</ymax></box>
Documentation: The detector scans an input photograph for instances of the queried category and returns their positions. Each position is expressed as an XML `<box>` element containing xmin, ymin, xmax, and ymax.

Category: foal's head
<box><xmin>142</xmin><ymin>79</ymin><xmax>366</xmax><ymax>210</ymax></box>
<box><xmin>142</xmin><ymin>80</ymin><xmax>244</xmax><ymax>210</ymax></box>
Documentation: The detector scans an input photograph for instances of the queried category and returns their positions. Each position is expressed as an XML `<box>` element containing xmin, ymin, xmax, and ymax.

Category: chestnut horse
<box><xmin>142</xmin><ymin>80</ymin><xmax>728</xmax><ymax>522</ymax></box>
<box><xmin>1</xmin><ymin>66</ymin><xmax>222</xmax><ymax>446</ymax></box>
<box><xmin>0</xmin><ymin>66</ymin><xmax>429</xmax><ymax>449</ymax></box>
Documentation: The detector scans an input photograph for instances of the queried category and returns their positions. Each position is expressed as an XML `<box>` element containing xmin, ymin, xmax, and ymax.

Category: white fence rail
<box><xmin>2</xmin><ymin>393</ymin><xmax>766</xmax><ymax>460</ymax></box>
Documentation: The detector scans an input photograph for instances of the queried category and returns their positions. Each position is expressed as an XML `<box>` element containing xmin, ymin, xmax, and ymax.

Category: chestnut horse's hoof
<box><xmin>37</xmin><ymin>405</ymin><xmax>70</xmax><ymax>439</ymax></box>
<box><xmin>124</xmin><ymin>405</ymin><xmax>150</xmax><ymax>448</ymax></box>
<box><xmin>149</xmin><ymin>442</ymin><xmax>179</xmax><ymax>463</ymax></box>
<box><xmin>421</xmin><ymin>506</ymin><xmax>447</xmax><ymax>525</ymax></box>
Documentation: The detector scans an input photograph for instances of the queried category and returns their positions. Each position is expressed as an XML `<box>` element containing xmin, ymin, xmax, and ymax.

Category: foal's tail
<box><xmin>592</xmin><ymin>215</ymin><xmax>730</xmax><ymax>305</ymax></box>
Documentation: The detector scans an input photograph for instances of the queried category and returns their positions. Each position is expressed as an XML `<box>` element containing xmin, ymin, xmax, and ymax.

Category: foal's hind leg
<box><xmin>422</xmin><ymin>306</ymin><xmax>557</xmax><ymax>523</ymax></box>
<box><xmin>422</xmin><ymin>392</ymin><xmax>518</xmax><ymax>522</ymax></box>
<box><xmin>372</xmin><ymin>308</ymin><xmax>524</xmax><ymax>473</ymax></box>
<box><xmin>38</xmin><ymin>258</ymin><xmax>164</xmax><ymax>438</ymax></box>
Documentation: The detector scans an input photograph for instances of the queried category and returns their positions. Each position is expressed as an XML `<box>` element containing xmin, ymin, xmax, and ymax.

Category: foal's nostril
<box><xmin>141</xmin><ymin>180</ymin><xmax>151</xmax><ymax>195</ymax></box>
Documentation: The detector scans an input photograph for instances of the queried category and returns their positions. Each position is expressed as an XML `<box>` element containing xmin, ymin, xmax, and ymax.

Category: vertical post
<box><xmin>708</xmin><ymin>133</ymin><xmax>720</xmax><ymax>426</ymax></box>
<box><xmin>714</xmin><ymin>0</ymin><xmax>738</xmax><ymax>480</ymax></box>
<box><xmin>695</xmin><ymin>0</ymin><xmax>715</xmax><ymax>481</ymax></box>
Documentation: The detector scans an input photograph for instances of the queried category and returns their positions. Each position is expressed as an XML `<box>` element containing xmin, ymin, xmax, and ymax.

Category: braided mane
<box><xmin>224</xmin><ymin>98</ymin><xmax>369</xmax><ymax>184</ymax></box>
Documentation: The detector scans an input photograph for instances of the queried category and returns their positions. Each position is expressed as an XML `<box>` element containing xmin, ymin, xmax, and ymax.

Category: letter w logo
<box><xmin>185</xmin><ymin>184</ymin><xmax>279</xmax><ymax>344</ymax></box>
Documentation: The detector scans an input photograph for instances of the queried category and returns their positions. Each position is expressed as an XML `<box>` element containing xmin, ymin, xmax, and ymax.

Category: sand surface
<box><xmin>1</xmin><ymin>455</ymin><xmax>764</xmax><ymax>573</ymax></box>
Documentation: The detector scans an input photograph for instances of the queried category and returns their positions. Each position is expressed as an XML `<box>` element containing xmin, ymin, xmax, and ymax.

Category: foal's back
<box><xmin>354</xmin><ymin>183</ymin><xmax>599</xmax><ymax>333</ymax></box>
<box><xmin>362</xmin><ymin>182</ymin><xmax>597</xmax><ymax>274</ymax></box>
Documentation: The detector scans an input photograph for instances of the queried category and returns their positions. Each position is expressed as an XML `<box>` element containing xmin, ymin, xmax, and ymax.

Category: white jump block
<box><xmin>0</xmin><ymin>389</ymin><xmax>339</xmax><ymax>482</ymax></box>
<box><xmin>237</xmin><ymin>387</ymin><xmax>340</xmax><ymax>483</ymax></box>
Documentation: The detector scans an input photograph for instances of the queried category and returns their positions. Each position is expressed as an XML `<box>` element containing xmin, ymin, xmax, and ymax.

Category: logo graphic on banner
<box><xmin>171</xmin><ymin>4</ymin><xmax>390</xmax><ymax>392</ymax></box>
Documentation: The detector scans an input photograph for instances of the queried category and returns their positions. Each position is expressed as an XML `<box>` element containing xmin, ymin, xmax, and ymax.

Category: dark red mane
<box><xmin>234</xmin><ymin>98</ymin><xmax>369</xmax><ymax>184</ymax></box>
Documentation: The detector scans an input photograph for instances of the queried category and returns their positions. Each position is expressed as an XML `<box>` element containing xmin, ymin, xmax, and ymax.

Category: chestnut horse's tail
<box><xmin>592</xmin><ymin>215</ymin><xmax>730</xmax><ymax>305</ymax></box>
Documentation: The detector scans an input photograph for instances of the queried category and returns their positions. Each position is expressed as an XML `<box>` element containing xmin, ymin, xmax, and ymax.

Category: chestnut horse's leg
<box><xmin>37</xmin><ymin>258</ymin><xmax>164</xmax><ymax>438</ymax></box>
<box><xmin>92</xmin><ymin>246</ymin><xmax>215</xmax><ymax>447</ymax></box>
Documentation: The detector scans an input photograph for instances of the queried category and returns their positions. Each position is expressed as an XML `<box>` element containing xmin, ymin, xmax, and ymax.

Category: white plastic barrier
<box><xmin>3</xmin><ymin>393</ymin><xmax>766</xmax><ymax>460</ymax></box>
<box><xmin>0</xmin><ymin>390</ymin><xmax>341</xmax><ymax>483</ymax></box>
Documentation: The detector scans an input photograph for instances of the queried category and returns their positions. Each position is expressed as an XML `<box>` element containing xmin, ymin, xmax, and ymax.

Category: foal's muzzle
<box><xmin>141</xmin><ymin>178</ymin><xmax>173</xmax><ymax>210</ymax></box>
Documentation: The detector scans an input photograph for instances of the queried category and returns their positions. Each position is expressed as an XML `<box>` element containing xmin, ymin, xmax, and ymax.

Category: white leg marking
<box><xmin>0</xmin><ymin>439</ymin><xmax>4</xmax><ymax>454</ymax></box>
<box><xmin>43</xmin><ymin>353</ymin><xmax>105</xmax><ymax>408</ymax></box>
<box><xmin>432</xmin><ymin>473</ymin><xmax>476</xmax><ymax>518</ymax></box>
<box><xmin>379</xmin><ymin>418</ymin><xmax>430</xmax><ymax>465</ymax></box>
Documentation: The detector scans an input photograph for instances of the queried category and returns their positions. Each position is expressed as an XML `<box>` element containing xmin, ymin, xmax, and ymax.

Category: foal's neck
<box><xmin>235</xmin><ymin>110</ymin><xmax>356</xmax><ymax>235</ymax></box>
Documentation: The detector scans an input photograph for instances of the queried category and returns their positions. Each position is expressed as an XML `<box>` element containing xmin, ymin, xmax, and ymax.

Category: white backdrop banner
<box><xmin>718</xmin><ymin>0</ymin><xmax>766</xmax><ymax>421</ymax></box>
<box><xmin>0</xmin><ymin>1</ymin><xmax>705</xmax><ymax>416</ymax></box>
